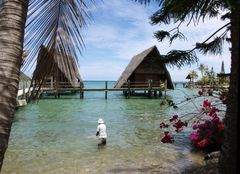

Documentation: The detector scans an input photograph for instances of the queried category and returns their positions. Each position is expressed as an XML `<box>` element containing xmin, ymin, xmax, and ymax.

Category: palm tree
<box><xmin>135</xmin><ymin>1</ymin><xmax>238</xmax><ymax>173</ymax></box>
<box><xmin>188</xmin><ymin>70</ymin><xmax>198</xmax><ymax>83</ymax></box>
<box><xmin>0</xmin><ymin>1</ymin><xmax>28</xmax><ymax>170</ymax></box>
<box><xmin>198</xmin><ymin>63</ymin><xmax>207</xmax><ymax>78</ymax></box>
<box><xmin>0</xmin><ymin>0</ymin><xmax>94</xmax><ymax>170</ymax></box>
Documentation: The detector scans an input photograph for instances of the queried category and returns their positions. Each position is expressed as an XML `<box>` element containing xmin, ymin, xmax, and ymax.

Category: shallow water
<box><xmin>2</xmin><ymin>82</ymin><xmax>204</xmax><ymax>174</ymax></box>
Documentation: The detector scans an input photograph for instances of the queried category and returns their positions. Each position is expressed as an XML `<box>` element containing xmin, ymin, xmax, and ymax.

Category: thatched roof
<box><xmin>20</xmin><ymin>71</ymin><xmax>31</xmax><ymax>81</ymax></box>
<box><xmin>114</xmin><ymin>45</ymin><xmax>174</xmax><ymax>89</ymax></box>
<box><xmin>32</xmin><ymin>46</ymin><xmax>82</xmax><ymax>87</ymax></box>
<box><xmin>186</xmin><ymin>74</ymin><xmax>191</xmax><ymax>79</ymax></box>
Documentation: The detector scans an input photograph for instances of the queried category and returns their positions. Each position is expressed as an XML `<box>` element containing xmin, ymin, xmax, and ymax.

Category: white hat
<box><xmin>98</xmin><ymin>118</ymin><xmax>104</xmax><ymax>124</ymax></box>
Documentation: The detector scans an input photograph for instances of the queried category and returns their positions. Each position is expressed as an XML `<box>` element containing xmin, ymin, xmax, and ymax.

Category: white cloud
<box><xmin>79</xmin><ymin>0</ymin><xmax>231</xmax><ymax>81</ymax></box>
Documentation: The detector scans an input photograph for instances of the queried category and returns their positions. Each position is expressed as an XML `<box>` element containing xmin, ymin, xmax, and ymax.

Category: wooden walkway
<box><xmin>39</xmin><ymin>81</ymin><xmax>168</xmax><ymax>99</ymax></box>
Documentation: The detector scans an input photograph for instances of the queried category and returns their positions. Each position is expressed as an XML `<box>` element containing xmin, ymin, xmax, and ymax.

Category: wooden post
<box><xmin>105</xmin><ymin>81</ymin><xmax>108</xmax><ymax>99</ymax></box>
<box><xmin>159</xmin><ymin>80</ymin><xmax>163</xmax><ymax>97</ymax></box>
<box><xmin>148</xmin><ymin>80</ymin><xmax>152</xmax><ymax>98</ymax></box>
<box><xmin>80</xmin><ymin>81</ymin><xmax>84</xmax><ymax>99</ymax></box>
<box><xmin>127</xmin><ymin>80</ymin><xmax>130</xmax><ymax>99</ymax></box>
<box><xmin>22</xmin><ymin>81</ymin><xmax>25</xmax><ymax>99</ymax></box>
<box><xmin>51</xmin><ymin>76</ymin><xmax>53</xmax><ymax>89</ymax></box>
<box><xmin>154</xmin><ymin>90</ymin><xmax>157</xmax><ymax>97</ymax></box>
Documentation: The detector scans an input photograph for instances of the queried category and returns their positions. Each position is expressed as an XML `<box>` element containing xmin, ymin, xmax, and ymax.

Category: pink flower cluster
<box><xmin>160</xmin><ymin>115</ymin><xmax>188</xmax><ymax>143</ymax></box>
<box><xmin>159</xmin><ymin>88</ymin><xmax>226</xmax><ymax>152</ymax></box>
<box><xmin>198</xmin><ymin>87</ymin><xmax>213</xmax><ymax>96</ymax></box>
<box><xmin>161</xmin><ymin>131</ymin><xmax>174</xmax><ymax>143</ymax></box>
<box><xmin>190</xmin><ymin>100</ymin><xmax>224</xmax><ymax>150</ymax></box>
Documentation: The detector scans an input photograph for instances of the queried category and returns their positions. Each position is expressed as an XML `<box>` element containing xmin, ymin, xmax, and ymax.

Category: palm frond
<box><xmin>22</xmin><ymin>0</ymin><xmax>95</xmax><ymax>72</ymax></box>
<box><xmin>162</xmin><ymin>50</ymin><xmax>198</xmax><ymax>69</ymax></box>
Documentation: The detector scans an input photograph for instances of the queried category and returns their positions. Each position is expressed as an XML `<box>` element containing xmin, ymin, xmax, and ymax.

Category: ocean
<box><xmin>2</xmin><ymin>81</ymin><xmax>204</xmax><ymax>174</ymax></box>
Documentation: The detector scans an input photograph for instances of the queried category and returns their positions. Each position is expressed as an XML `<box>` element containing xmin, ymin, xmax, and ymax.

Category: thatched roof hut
<box><xmin>114</xmin><ymin>45</ymin><xmax>174</xmax><ymax>89</ymax></box>
<box><xmin>32</xmin><ymin>46</ymin><xmax>82</xmax><ymax>90</ymax></box>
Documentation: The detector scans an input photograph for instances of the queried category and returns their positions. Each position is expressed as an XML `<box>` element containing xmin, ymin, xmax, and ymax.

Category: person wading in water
<box><xmin>96</xmin><ymin>118</ymin><xmax>107</xmax><ymax>147</ymax></box>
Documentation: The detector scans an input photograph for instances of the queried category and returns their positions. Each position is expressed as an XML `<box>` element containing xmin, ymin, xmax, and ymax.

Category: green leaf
<box><xmin>163</xmin><ymin>50</ymin><xmax>198</xmax><ymax>69</ymax></box>
<box><xmin>196</xmin><ymin>37</ymin><xmax>225</xmax><ymax>55</ymax></box>
<box><xmin>154</xmin><ymin>30</ymin><xmax>170</xmax><ymax>42</ymax></box>
<box><xmin>169</xmin><ymin>32</ymin><xmax>187</xmax><ymax>44</ymax></box>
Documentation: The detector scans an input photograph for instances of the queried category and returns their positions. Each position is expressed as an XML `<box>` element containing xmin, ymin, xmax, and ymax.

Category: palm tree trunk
<box><xmin>218</xmin><ymin>4</ymin><xmax>239</xmax><ymax>174</ymax></box>
<box><xmin>0</xmin><ymin>0</ymin><xmax>28</xmax><ymax>170</ymax></box>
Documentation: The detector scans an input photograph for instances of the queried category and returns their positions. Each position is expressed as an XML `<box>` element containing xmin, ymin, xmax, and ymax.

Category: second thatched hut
<box><xmin>114</xmin><ymin>45</ymin><xmax>174</xmax><ymax>89</ymax></box>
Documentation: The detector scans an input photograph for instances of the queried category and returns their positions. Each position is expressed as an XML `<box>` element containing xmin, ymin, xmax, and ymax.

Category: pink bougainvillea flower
<box><xmin>217</xmin><ymin>123</ymin><xmax>224</xmax><ymax>131</ymax></box>
<box><xmin>169</xmin><ymin>115</ymin><xmax>178</xmax><ymax>122</ymax></box>
<box><xmin>161</xmin><ymin>131</ymin><xmax>173</xmax><ymax>143</ymax></box>
<box><xmin>209</xmin><ymin>107</ymin><xmax>218</xmax><ymax>116</ymax></box>
<box><xmin>192</xmin><ymin>124</ymin><xmax>198</xmax><ymax>130</ymax></box>
<box><xmin>173</xmin><ymin>120</ymin><xmax>186</xmax><ymax>132</ymax></box>
<box><xmin>197</xmin><ymin>138</ymin><xmax>208</xmax><ymax>149</ymax></box>
<box><xmin>160</xmin><ymin>121</ymin><xmax>169</xmax><ymax>128</ymax></box>
<box><xmin>212</xmin><ymin>115</ymin><xmax>220</xmax><ymax>123</ymax></box>
<box><xmin>190</xmin><ymin>133</ymin><xmax>200</xmax><ymax>141</ymax></box>
<box><xmin>203</xmin><ymin>99</ymin><xmax>211</xmax><ymax>108</ymax></box>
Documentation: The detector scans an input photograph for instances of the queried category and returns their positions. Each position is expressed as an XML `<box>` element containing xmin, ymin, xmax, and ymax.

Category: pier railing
<box><xmin>30</xmin><ymin>80</ymin><xmax>168</xmax><ymax>99</ymax></box>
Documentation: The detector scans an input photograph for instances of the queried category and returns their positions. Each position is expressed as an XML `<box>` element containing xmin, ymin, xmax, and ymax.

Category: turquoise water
<box><xmin>2</xmin><ymin>81</ymin><xmax>204</xmax><ymax>174</ymax></box>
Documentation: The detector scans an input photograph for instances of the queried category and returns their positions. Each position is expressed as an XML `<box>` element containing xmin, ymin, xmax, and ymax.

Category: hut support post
<box><xmin>148</xmin><ymin>80</ymin><xmax>152</xmax><ymax>98</ymax></box>
<box><xmin>159</xmin><ymin>80</ymin><xmax>163</xmax><ymax>97</ymax></box>
<box><xmin>127</xmin><ymin>80</ymin><xmax>130</xmax><ymax>99</ymax></box>
<box><xmin>22</xmin><ymin>81</ymin><xmax>25</xmax><ymax>99</ymax></box>
<box><xmin>105</xmin><ymin>81</ymin><xmax>108</xmax><ymax>99</ymax></box>
<box><xmin>51</xmin><ymin>76</ymin><xmax>53</xmax><ymax>89</ymax></box>
<box><xmin>80</xmin><ymin>82</ymin><xmax>84</xmax><ymax>99</ymax></box>
<box><xmin>154</xmin><ymin>90</ymin><xmax>157</xmax><ymax>97</ymax></box>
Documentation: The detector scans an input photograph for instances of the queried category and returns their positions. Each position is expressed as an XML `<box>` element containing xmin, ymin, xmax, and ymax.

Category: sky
<box><xmin>26</xmin><ymin>0</ymin><xmax>231</xmax><ymax>82</ymax></box>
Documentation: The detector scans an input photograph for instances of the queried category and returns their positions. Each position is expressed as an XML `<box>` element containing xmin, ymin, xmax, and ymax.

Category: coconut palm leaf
<box><xmin>22</xmin><ymin>0</ymin><xmax>95</xmax><ymax>72</ymax></box>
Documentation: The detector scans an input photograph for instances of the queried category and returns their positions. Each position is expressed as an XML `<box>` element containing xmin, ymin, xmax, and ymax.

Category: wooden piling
<box><xmin>148</xmin><ymin>80</ymin><xmax>152</xmax><ymax>98</ymax></box>
<box><xmin>127</xmin><ymin>80</ymin><xmax>130</xmax><ymax>98</ymax></box>
<box><xmin>80</xmin><ymin>82</ymin><xmax>84</xmax><ymax>99</ymax></box>
<box><xmin>22</xmin><ymin>82</ymin><xmax>25</xmax><ymax>99</ymax></box>
<box><xmin>105</xmin><ymin>81</ymin><xmax>108</xmax><ymax>99</ymax></box>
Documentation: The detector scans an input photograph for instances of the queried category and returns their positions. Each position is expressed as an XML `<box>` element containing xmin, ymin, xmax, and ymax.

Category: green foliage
<box><xmin>196</xmin><ymin>37</ymin><xmax>225</xmax><ymax>55</ymax></box>
<box><xmin>169</xmin><ymin>31</ymin><xmax>187</xmax><ymax>44</ymax></box>
<box><xmin>162</xmin><ymin>50</ymin><xmax>198</xmax><ymax>68</ymax></box>
<box><xmin>135</xmin><ymin>0</ymin><xmax>231</xmax><ymax>66</ymax></box>
<box><xmin>154</xmin><ymin>30</ymin><xmax>170</xmax><ymax>41</ymax></box>
<box><xmin>149</xmin><ymin>0</ymin><xmax>229</xmax><ymax>25</ymax></box>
